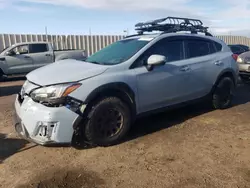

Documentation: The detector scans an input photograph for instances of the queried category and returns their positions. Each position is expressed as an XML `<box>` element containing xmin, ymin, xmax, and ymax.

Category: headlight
<box><xmin>237</xmin><ymin>56</ymin><xmax>244</xmax><ymax>63</ymax></box>
<box><xmin>30</xmin><ymin>83</ymin><xmax>81</xmax><ymax>104</ymax></box>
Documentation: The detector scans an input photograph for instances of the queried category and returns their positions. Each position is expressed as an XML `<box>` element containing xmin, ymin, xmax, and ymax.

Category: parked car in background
<box><xmin>0</xmin><ymin>42</ymin><xmax>87</xmax><ymax>79</ymax></box>
<box><xmin>228</xmin><ymin>44</ymin><xmax>249</xmax><ymax>55</ymax></box>
<box><xmin>236</xmin><ymin>51</ymin><xmax>250</xmax><ymax>83</ymax></box>
<box><xmin>14</xmin><ymin>17</ymin><xmax>238</xmax><ymax>147</ymax></box>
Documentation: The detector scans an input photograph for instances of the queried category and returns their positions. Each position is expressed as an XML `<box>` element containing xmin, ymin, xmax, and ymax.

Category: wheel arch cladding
<box><xmin>85</xmin><ymin>82</ymin><xmax>137</xmax><ymax>118</ymax></box>
<box><xmin>215</xmin><ymin>69</ymin><xmax>236</xmax><ymax>86</ymax></box>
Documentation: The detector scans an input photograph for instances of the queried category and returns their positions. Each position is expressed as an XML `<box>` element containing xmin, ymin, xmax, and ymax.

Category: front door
<box><xmin>132</xmin><ymin>38</ymin><xmax>193</xmax><ymax>113</ymax></box>
<box><xmin>5</xmin><ymin>44</ymin><xmax>34</xmax><ymax>74</ymax></box>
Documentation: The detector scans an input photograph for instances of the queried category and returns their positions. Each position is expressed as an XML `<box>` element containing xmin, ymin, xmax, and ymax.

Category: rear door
<box><xmin>184</xmin><ymin>37</ymin><xmax>225</xmax><ymax>99</ymax></box>
<box><xmin>28</xmin><ymin>43</ymin><xmax>54</xmax><ymax>69</ymax></box>
<box><xmin>4</xmin><ymin>44</ymin><xmax>34</xmax><ymax>74</ymax></box>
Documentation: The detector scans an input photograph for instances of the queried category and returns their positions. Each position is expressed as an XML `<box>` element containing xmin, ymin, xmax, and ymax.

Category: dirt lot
<box><xmin>0</xmin><ymin>78</ymin><xmax>250</xmax><ymax>188</ymax></box>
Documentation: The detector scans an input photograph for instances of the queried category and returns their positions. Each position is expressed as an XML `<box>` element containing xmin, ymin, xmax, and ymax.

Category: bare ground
<box><xmin>0</xmin><ymin>78</ymin><xmax>250</xmax><ymax>188</ymax></box>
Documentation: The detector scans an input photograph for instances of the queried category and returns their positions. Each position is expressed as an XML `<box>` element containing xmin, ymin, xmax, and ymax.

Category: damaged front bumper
<box><xmin>13</xmin><ymin>94</ymin><xmax>85</xmax><ymax>146</ymax></box>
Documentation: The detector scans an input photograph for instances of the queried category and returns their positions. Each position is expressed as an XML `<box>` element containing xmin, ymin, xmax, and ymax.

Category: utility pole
<box><xmin>123</xmin><ymin>28</ymin><xmax>129</xmax><ymax>36</ymax></box>
<box><xmin>89</xmin><ymin>28</ymin><xmax>92</xmax><ymax>36</ymax></box>
<box><xmin>45</xmin><ymin>26</ymin><xmax>48</xmax><ymax>41</ymax></box>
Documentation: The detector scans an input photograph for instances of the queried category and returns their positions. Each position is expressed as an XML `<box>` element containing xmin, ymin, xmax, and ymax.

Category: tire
<box><xmin>0</xmin><ymin>71</ymin><xmax>3</xmax><ymax>82</ymax></box>
<box><xmin>212</xmin><ymin>77</ymin><xmax>235</xmax><ymax>109</ymax></box>
<box><xmin>84</xmin><ymin>97</ymin><xmax>131</xmax><ymax>147</ymax></box>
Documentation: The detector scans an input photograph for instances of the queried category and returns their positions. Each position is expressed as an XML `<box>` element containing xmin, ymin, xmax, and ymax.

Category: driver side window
<box><xmin>131</xmin><ymin>38</ymin><xmax>184</xmax><ymax>68</ymax></box>
<box><xmin>12</xmin><ymin>45</ymin><xmax>29</xmax><ymax>55</ymax></box>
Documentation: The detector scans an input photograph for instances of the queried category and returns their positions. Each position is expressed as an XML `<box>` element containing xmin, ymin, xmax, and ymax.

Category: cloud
<box><xmin>21</xmin><ymin>0</ymin><xmax>192</xmax><ymax>10</ymax></box>
<box><xmin>14</xmin><ymin>5</ymin><xmax>39</xmax><ymax>12</ymax></box>
<box><xmin>0</xmin><ymin>0</ymin><xmax>11</xmax><ymax>8</ymax></box>
<box><xmin>1</xmin><ymin>0</ymin><xmax>250</xmax><ymax>36</ymax></box>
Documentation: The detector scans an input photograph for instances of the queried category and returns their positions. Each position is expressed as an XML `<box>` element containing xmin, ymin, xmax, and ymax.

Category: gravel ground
<box><xmin>0</xmin><ymin>78</ymin><xmax>250</xmax><ymax>188</ymax></box>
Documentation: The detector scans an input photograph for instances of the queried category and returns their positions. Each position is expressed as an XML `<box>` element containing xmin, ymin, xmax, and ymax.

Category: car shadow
<box><xmin>126</xmin><ymin>102</ymin><xmax>212</xmax><ymax>143</ymax></box>
<box><xmin>0</xmin><ymin>133</ymin><xmax>36</xmax><ymax>163</ymax></box>
<box><xmin>125</xmin><ymin>83</ymin><xmax>250</xmax><ymax>144</ymax></box>
<box><xmin>232</xmin><ymin>83</ymin><xmax>250</xmax><ymax>106</ymax></box>
<box><xmin>0</xmin><ymin>85</ymin><xmax>22</xmax><ymax>97</ymax></box>
<box><xmin>1</xmin><ymin>76</ymin><xmax>26</xmax><ymax>82</ymax></box>
<box><xmin>73</xmin><ymin>83</ymin><xmax>250</xmax><ymax>149</ymax></box>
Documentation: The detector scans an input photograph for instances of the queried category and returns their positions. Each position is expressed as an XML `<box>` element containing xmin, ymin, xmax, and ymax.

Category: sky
<box><xmin>0</xmin><ymin>0</ymin><xmax>250</xmax><ymax>36</ymax></box>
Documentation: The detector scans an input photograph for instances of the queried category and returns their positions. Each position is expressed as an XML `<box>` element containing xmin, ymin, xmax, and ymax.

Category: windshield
<box><xmin>1</xmin><ymin>46</ymin><xmax>9</xmax><ymax>53</ymax></box>
<box><xmin>85</xmin><ymin>38</ymin><xmax>151</xmax><ymax>65</ymax></box>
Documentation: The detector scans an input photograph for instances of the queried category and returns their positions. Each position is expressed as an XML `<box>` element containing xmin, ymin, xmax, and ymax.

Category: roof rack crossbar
<box><xmin>135</xmin><ymin>16</ymin><xmax>212</xmax><ymax>36</ymax></box>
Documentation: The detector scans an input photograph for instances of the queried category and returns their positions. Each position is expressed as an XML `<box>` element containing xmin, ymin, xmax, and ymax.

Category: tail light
<box><xmin>232</xmin><ymin>54</ymin><xmax>238</xmax><ymax>61</ymax></box>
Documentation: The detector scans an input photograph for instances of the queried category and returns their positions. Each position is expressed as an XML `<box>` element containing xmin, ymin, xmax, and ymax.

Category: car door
<box><xmin>28</xmin><ymin>43</ymin><xmax>54</xmax><ymax>69</ymax></box>
<box><xmin>4</xmin><ymin>44</ymin><xmax>34</xmax><ymax>74</ymax></box>
<box><xmin>184</xmin><ymin>38</ymin><xmax>225</xmax><ymax>99</ymax></box>
<box><xmin>132</xmin><ymin>37</ymin><xmax>193</xmax><ymax>113</ymax></box>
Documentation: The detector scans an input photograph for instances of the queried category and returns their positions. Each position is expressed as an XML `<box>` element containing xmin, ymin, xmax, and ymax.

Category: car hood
<box><xmin>26</xmin><ymin>59</ymin><xmax>109</xmax><ymax>86</ymax></box>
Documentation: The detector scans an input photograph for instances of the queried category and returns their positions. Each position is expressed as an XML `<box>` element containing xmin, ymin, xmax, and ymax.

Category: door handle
<box><xmin>180</xmin><ymin>66</ymin><xmax>190</xmax><ymax>72</ymax></box>
<box><xmin>214</xmin><ymin>60</ymin><xmax>223</xmax><ymax>66</ymax></box>
<box><xmin>24</xmin><ymin>56</ymin><xmax>30</xmax><ymax>59</ymax></box>
<box><xmin>45</xmin><ymin>54</ymin><xmax>51</xmax><ymax>56</ymax></box>
<box><xmin>0</xmin><ymin>57</ymin><xmax>5</xmax><ymax>61</ymax></box>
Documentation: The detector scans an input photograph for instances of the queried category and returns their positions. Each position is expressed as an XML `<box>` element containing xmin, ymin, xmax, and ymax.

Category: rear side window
<box><xmin>185</xmin><ymin>39</ymin><xmax>217</xmax><ymax>58</ymax></box>
<box><xmin>29</xmin><ymin>44</ymin><xmax>48</xmax><ymax>53</ymax></box>
<box><xmin>214</xmin><ymin>42</ymin><xmax>222</xmax><ymax>52</ymax></box>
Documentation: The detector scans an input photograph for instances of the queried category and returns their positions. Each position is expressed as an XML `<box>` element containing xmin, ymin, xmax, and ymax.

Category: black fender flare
<box><xmin>85</xmin><ymin>82</ymin><xmax>137</xmax><ymax>119</ymax></box>
<box><xmin>210</xmin><ymin>68</ymin><xmax>237</xmax><ymax>96</ymax></box>
<box><xmin>213</xmin><ymin>68</ymin><xmax>237</xmax><ymax>86</ymax></box>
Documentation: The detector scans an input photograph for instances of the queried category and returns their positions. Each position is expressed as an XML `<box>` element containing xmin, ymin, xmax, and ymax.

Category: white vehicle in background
<box><xmin>0</xmin><ymin>42</ymin><xmax>86</xmax><ymax>79</ymax></box>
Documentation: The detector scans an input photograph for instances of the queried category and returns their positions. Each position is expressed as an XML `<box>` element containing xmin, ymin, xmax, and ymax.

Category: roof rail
<box><xmin>135</xmin><ymin>16</ymin><xmax>213</xmax><ymax>36</ymax></box>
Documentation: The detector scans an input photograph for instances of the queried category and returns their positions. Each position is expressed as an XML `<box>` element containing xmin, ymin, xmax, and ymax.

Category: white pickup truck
<box><xmin>0</xmin><ymin>41</ymin><xmax>87</xmax><ymax>78</ymax></box>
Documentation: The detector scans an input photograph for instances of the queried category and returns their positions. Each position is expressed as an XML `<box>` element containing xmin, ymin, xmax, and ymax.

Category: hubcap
<box><xmin>95</xmin><ymin>108</ymin><xmax>123</xmax><ymax>138</ymax></box>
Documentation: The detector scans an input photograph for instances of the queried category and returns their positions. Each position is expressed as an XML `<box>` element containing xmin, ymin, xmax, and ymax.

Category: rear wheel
<box><xmin>84</xmin><ymin>97</ymin><xmax>131</xmax><ymax>147</ymax></box>
<box><xmin>212</xmin><ymin>77</ymin><xmax>235</xmax><ymax>109</ymax></box>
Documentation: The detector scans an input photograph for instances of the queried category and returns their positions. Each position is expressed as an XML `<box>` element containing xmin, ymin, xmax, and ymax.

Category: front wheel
<box><xmin>84</xmin><ymin>97</ymin><xmax>132</xmax><ymax>147</ymax></box>
<box><xmin>212</xmin><ymin>77</ymin><xmax>235</xmax><ymax>109</ymax></box>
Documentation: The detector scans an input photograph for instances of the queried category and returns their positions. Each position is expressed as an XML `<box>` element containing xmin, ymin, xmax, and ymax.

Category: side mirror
<box><xmin>146</xmin><ymin>54</ymin><xmax>167</xmax><ymax>71</ymax></box>
<box><xmin>6</xmin><ymin>51</ymin><xmax>15</xmax><ymax>56</ymax></box>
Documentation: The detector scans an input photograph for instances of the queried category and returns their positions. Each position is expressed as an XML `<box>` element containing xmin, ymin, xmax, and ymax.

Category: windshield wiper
<box><xmin>85</xmin><ymin>61</ymin><xmax>106</xmax><ymax>65</ymax></box>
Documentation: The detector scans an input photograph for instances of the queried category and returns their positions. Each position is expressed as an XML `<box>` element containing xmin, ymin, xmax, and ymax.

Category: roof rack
<box><xmin>134</xmin><ymin>16</ymin><xmax>213</xmax><ymax>36</ymax></box>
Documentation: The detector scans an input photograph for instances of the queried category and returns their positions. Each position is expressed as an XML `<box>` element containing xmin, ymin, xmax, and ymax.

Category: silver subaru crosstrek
<box><xmin>14</xmin><ymin>17</ymin><xmax>239</xmax><ymax>147</ymax></box>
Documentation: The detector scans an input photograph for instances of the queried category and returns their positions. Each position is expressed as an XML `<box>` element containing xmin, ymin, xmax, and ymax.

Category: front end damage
<box><xmin>13</xmin><ymin>90</ymin><xmax>89</xmax><ymax>146</ymax></box>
